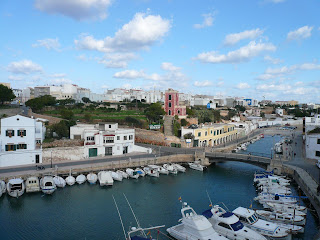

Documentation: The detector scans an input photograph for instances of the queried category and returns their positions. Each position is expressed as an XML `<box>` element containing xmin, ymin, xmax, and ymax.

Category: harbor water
<box><xmin>0</xmin><ymin>136</ymin><xmax>318</xmax><ymax>239</ymax></box>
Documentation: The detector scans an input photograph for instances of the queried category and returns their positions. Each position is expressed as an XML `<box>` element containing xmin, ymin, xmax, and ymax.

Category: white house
<box><xmin>275</xmin><ymin>108</ymin><xmax>284</xmax><ymax>116</ymax></box>
<box><xmin>0</xmin><ymin>115</ymin><xmax>46</xmax><ymax>167</ymax></box>
<box><xmin>305</xmin><ymin>132</ymin><xmax>320</xmax><ymax>160</ymax></box>
<box><xmin>70</xmin><ymin>123</ymin><xmax>151</xmax><ymax>158</ymax></box>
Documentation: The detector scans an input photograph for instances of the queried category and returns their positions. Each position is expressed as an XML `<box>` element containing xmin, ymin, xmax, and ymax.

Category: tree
<box><xmin>25</xmin><ymin>95</ymin><xmax>56</xmax><ymax>112</ymax></box>
<box><xmin>186</xmin><ymin>107</ymin><xmax>196</xmax><ymax>117</ymax></box>
<box><xmin>173</xmin><ymin>120</ymin><xmax>181</xmax><ymax>137</ymax></box>
<box><xmin>180</xmin><ymin>119</ymin><xmax>188</xmax><ymax>126</ymax></box>
<box><xmin>84</xmin><ymin>113</ymin><xmax>92</xmax><ymax>122</ymax></box>
<box><xmin>82</xmin><ymin>97</ymin><xmax>90</xmax><ymax>103</ymax></box>
<box><xmin>0</xmin><ymin>84</ymin><xmax>15</xmax><ymax>105</ymax></box>
<box><xmin>235</xmin><ymin>105</ymin><xmax>246</xmax><ymax>112</ymax></box>
<box><xmin>183</xmin><ymin>133</ymin><xmax>194</xmax><ymax>139</ymax></box>
<box><xmin>60</xmin><ymin>108</ymin><xmax>74</xmax><ymax>120</ymax></box>
<box><xmin>144</xmin><ymin>103</ymin><xmax>166</xmax><ymax>123</ymax></box>
<box><xmin>51</xmin><ymin>121</ymin><xmax>69</xmax><ymax>139</ymax></box>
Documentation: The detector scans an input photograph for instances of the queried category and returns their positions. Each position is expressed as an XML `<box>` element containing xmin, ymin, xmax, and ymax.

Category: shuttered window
<box><xmin>5</xmin><ymin>144</ymin><xmax>16</xmax><ymax>151</ymax></box>
<box><xmin>18</xmin><ymin>130</ymin><xmax>26</xmax><ymax>137</ymax></box>
<box><xmin>6</xmin><ymin>130</ymin><xmax>14</xmax><ymax>137</ymax></box>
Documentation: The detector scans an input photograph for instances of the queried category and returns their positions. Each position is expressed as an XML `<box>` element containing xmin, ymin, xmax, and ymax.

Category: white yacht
<box><xmin>40</xmin><ymin>176</ymin><xmax>57</xmax><ymax>195</ymax></box>
<box><xmin>7</xmin><ymin>178</ymin><xmax>25</xmax><ymax>198</ymax></box>
<box><xmin>135</xmin><ymin>168</ymin><xmax>145</xmax><ymax>177</ymax></box>
<box><xmin>25</xmin><ymin>176</ymin><xmax>40</xmax><ymax>193</ymax></box>
<box><xmin>117</xmin><ymin>170</ymin><xmax>128</xmax><ymax>179</ymax></box>
<box><xmin>126</xmin><ymin>168</ymin><xmax>139</xmax><ymax>179</ymax></box>
<box><xmin>143</xmin><ymin>166</ymin><xmax>159</xmax><ymax>178</ymax></box>
<box><xmin>0</xmin><ymin>180</ymin><xmax>6</xmax><ymax>197</ymax></box>
<box><xmin>172</xmin><ymin>163</ymin><xmax>186</xmax><ymax>173</ymax></box>
<box><xmin>76</xmin><ymin>174</ymin><xmax>87</xmax><ymax>184</ymax></box>
<box><xmin>111</xmin><ymin>171</ymin><xmax>123</xmax><ymax>181</ymax></box>
<box><xmin>166</xmin><ymin>202</ymin><xmax>228</xmax><ymax>240</ymax></box>
<box><xmin>98</xmin><ymin>171</ymin><xmax>113</xmax><ymax>186</ymax></box>
<box><xmin>202</xmin><ymin>205</ymin><xmax>267</xmax><ymax>240</ymax></box>
<box><xmin>188</xmin><ymin>162</ymin><xmax>205</xmax><ymax>171</ymax></box>
<box><xmin>163</xmin><ymin>164</ymin><xmax>178</xmax><ymax>174</ymax></box>
<box><xmin>65</xmin><ymin>169</ymin><xmax>76</xmax><ymax>186</ymax></box>
<box><xmin>232</xmin><ymin>207</ymin><xmax>291</xmax><ymax>240</ymax></box>
<box><xmin>87</xmin><ymin>172</ymin><xmax>98</xmax><ymax>184</ymax></box>
<box><xmin>255</xmin><ymin>210</ymin><xmax>306</xmax><ymax>226</ymax></box>
<box><xmin>53</xmin><ymin>176</ymin><xmax>66</xmax><ymax>188</ymax></box>
<box><xmin>265</xmin><ymin>202</ymin><xmax>307</xmax><ymax>214</ymax></box>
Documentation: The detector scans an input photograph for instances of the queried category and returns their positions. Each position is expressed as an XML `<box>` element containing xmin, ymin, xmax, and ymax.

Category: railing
<box><xmin>205</xmin><ymin>152</ymin><xmax>271</xmax><ymax>164</ymax></box>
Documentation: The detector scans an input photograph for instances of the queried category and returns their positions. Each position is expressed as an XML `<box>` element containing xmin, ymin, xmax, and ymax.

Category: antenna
<box><xmin>123</xmin><ymin>193</ymin><xmax>147</xmax><ymax>238</ymax></box>
<box><xmin>112</xmin><ymin>195</ymin><xmax>127</xmax><ymax>240</ymax></box>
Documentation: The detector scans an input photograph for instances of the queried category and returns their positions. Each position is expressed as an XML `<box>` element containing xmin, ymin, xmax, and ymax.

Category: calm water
<box><xmin>0</xmin><ymin>136</ymin><xmax>318</xmax><ymax>240</ymax></box>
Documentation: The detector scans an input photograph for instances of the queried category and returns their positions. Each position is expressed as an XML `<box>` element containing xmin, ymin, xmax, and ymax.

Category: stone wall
<box><xmin>43</xmin><ymin>146</ymin><xmax>85</xmax><ymax>163</ymax></box>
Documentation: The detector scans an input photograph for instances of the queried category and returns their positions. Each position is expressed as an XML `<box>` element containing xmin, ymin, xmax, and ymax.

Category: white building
<box><xmin>0</xmin><ymin>115</ymin><xmax>46</xmax><ymax>167</ymax></box>
<box><xmin>70</xmin><ymin>123</ymin><xmax>150</xmax><ymax>158</ymax></box>
<box><xmin>305</xmin><ymin>132</ymin><xmax>320</xmax><ymax>160</ymax></box>
<box><xmin>275</xmin><ymin>108</ymin><xmax>284</xmax><ymax>116</ymax></box>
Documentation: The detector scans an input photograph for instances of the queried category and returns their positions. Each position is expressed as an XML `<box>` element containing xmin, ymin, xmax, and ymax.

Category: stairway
<box><xmin>164</xmin><ymin>116</ymin><xmax>174</xmax><ymax>136</ymax></box>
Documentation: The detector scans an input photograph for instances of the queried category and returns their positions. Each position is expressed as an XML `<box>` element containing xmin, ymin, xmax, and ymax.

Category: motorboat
<box><xmin>258</xmin><ymin>186</ymin><xmax>292</xmax><ymax>196</ymax></box>
<box><xmin>111</xmin><ymin>171</ymin><xmax>123</xmax><ymax>181</ymax></box>
<box><xmin>0</xmin><ymin>180</ymin><xmax>6</xmax><ymax>197</ymax></box>
<box><xmin>163</xmin><ymin>164</ymin><xmax>178</xmax><ymax>174</ymax></box>
<box><xmin>76</xmin><ymin>174</ymin><xmax>87</xmax><ymax>184</ymax></box>
<box><xmin>53</xmin><ymin>176</ymin><xmax>66</xmax><ymax>188</ymax></box>
<box><xmin>275</xmin><ymin>222</ymin><xmax>304</xmax><ymax>234</ymax></box>
<box><xmin>7</xmin><ymin>178</ymin><xmax>25</xmax><ymax>198</ymax></box>
<box><xmin>256</xmin><ymin>177</ymin><xmax>290</xmax><ymax>187</ymax></box>
<box><xmin>87</xmin><ymin>172</ymin><xmax>98</xmax><ymax>184</ymax></box>
<box><xmin>98</xmin><ymin>171</ymin><xmax>114</xmax><ymax>186</ymax></box>
<box><xmin>40</xmin><ymin>176</ymin><xmax>57</xmax><ymax>195</ymax></box>
<box><xmin>265</xmin><ymin>202</ymin><xmax>307</xmax><ymax>214</ymax></box>
<box><xmin>143</xmin><ymin>166</ymin><xmax>159</xmax><ymax>178</ymax></box>
<box><xmin>232</xmin><ymin>207</ymin><xmax>291</xmax><ymax>240</ymax></box>
<box><xmin>255</xmin><ymin>210</ymin><xmax>306</xmax><ymax>226</ymax></box>
<box><xmin>65</xmin><ymin>169</ymin><xmax>76</xmax><ymax>186</ymax></box>
<box><xmin>166</xmin><ymin>202</ymin><xmax>228</xmax><ymax>240</ymax></box>
<box><xmin>128</xmin><ymin>226</ymin><xmax>165</xmax><ymax>240</ymax></box>
<box><xmin>172</xmin><ymin>163</ymin><xmax>186</xmax><ymax>173</ymax></box>
<box><xmin>117</xmin><ymin>170</ymin><xmax>128</xmax><ymax>179</ymax></box>
<box><xmin>202</xmin><ymin>204</ymin><xmax>267</xmax><ymax>240</ymax></box>
<box><xmin>254</xmin><ymin>193</ymin><xmax>297</xmax><ymax>208</ymax></box>
<box><xmin>188</xmin><ymin>162</ymin><xmax>205</xmax><ymax>171</ymax></box>
<box><xmin>126</xmin><ymin>168</ymin><xmax>139</xmax><ymax>179</ymax></box>
<box><xmin>135</xmin><ymin>168</ymin><xmax>145</xmax><ymax>177</ymax></box>
<box><xmin>25</xmin><ymin>176</ymin><xmax>40</xmax><ymax>193</ymax></box>
<box><xmin>148</xmin><ymin>164</ymin><xmax>169</xmax><ymax>175</ymax></box>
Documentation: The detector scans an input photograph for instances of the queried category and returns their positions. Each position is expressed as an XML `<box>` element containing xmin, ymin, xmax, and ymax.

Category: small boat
<box><xmin>117</xmin><ymin>170</ymin><xmax>128</xmax><ymax>179</ymax></box>
<box><xmin>65</xmin><ymin>169</ymin><xmax>76</xmax><ymax>186</ymax></box>
<box><xmin>25</xmin><ymin>176</ymin><xmax>40</xmax><ymax>193</ymax></box>
<box><xmin>265</xmin><ymin>202</ymin><xmax>307</xmax><ymax>214</ymax></box>
<box><xmin>7</xmin><ymin>178</ymin><xmax>25</xmax><ymax>198</ymax></box>
<box><xmin>98</xmin><ymin>171</ymin><xmax>113</xmax><ymax>186</ymax></box>
<box><xmin>76</xmin><ymin>174</ymin><xmax>86</xmax><ymax>184</ymax></box>
<box><xmin>167</xmin><ymin>202</ymin><xmax>228</xmax><ymax>240</ymax></box>
<box><xmin>143</xmin><ymin>167</ymin><xmax>159</xmax><ymax>178</ymax></box>
<box><xmin>188</xmin><ymin>162</ymin><xmax>205</xmax><ymax>171</ymax></box>
<box><xmin>128</xmin><ymin>226</ymin><xmax>165</xmax><ymax>240</ymax></box>
<box><xmin>0</xmin><ymin>180</ymin><xmax>6</xmax><ymax>197</ymax></box>
<box><xmin>259</xmin><ymin>186</ymin><xmax>292</xmax><ymax>195</ymax></box>
<box><xmin>202</xmin><ymin>204</ymin><xmax>267</xmax><ymax>240</ymax></box>
<box><xmin>254</xmin><ymin>193</ymin><xmax>297</xmax><ymax>207</ymax></box>
<box><xmin>255</xmin><ymin>210</ymin><xmax>306</xmax><ymax>226</ymax></box>
<box><xmin>172</xmin><ymin>163</ymin><xmax>186</xmax><ymax>173</ymax></box>
<box><xmin>276</xmin><ymin>222</ymin><xmax>304</xmax><ymax>234</ymax></box>
<box><xmin>87</xmin><ymin>172</ymin><xmax>98</xmax><ymax>184</ymax></box>
<box><xmin>135</xmin><ymin>168</ymin><xmax>145</xmax><ymax>177</ymax></box>
<box><xmin>163</xmin><ymin>164</ymin><xmax>178</xmax><ymax>174</ymax></box>
<box><xmin>53</xmin><ymin>176</ymin><xmax>66</xmax><ymax>188</ymax></box>
<box><xmin>40</xmin><ymin>176</ymin><xmax>57</xmax><ymax>195</ymax></box>
<box><xmin>148</xmin><ymin>164</ymin><xmax>169</xmax><ymax>175</ymax></box>
<box><xmin>111</xmin><ymin>171</ymin><xmax>123</xmax><ymax>181</ymax></box>
<box><xmin>126</xmin><ymin>168</ymin><xmax>139</xmax><ymax>179</ymax></box>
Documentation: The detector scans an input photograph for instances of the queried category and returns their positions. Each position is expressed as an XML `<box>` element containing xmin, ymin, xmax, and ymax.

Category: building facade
<box><xmin>0</xmin><ymin>115</ymin><xmax>45</xmax><ymax>167</ymax></box>
<box><xmin>164</xmin><ymin>89</ymin><xmax>187</xmax><ymax>118</ymax></box>
<box><xmin>305</xmin><ymin>133</ymin><xmax>320</xmax><ymax>161</ymax></box>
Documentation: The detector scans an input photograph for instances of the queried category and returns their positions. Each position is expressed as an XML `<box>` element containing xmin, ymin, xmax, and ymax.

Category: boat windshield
<box><xmin>230</xmin><ymin>221</ymin><xmax>244</xmax><ymax>231</ymax></box>
<box><xmin>248</xmin><ymin>214</ymin><xmax>258</xmax><ymax>224</ymax></box>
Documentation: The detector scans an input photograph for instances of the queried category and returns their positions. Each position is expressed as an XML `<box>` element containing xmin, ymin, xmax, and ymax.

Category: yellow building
<box><xmin>181</xmin><ymin>123</ymin><xmax>238</xmax><ymax>147</ymax></box>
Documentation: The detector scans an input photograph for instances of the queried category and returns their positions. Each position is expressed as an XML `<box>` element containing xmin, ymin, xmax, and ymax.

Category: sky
<box><xmin>0</xmin><ymin>0</ymin><xmax>320</xmax><ymax>103</ymax></box>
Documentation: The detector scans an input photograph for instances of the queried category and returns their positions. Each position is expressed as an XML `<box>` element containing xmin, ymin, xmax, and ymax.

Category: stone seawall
<box><xmin>43</xmin><ymin>147</ymin><xmax>85</xmax><ymax>163</ymax></box>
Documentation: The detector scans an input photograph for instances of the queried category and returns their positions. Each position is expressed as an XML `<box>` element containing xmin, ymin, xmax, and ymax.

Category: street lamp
<box><xmin>51</xmin><ymin>151</ymin><xmax>53</xmax><ymax>168</ymax></box>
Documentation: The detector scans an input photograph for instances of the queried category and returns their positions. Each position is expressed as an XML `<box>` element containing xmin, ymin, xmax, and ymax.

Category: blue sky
<box><xmin>0</xmin><ymin>0</ymin><xmax>319</xmax><ymax>103</ymax></box>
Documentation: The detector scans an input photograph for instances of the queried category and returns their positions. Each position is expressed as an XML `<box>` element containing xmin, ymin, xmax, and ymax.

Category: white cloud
<box><xmin>122</xmin><ymin>83</ymin><xmax>132</xmax><ymax>89</ymax></box>
<box><xmin>256</xmin><ymin>84</ymin><xmax>289</xmax><ymax>91</ymax></box>
<box><xmin>256</xmin><ymin>73</ymin><xmax>276</xmax><ymax>80</ymax></box>
<box><xmin>8</xmin><ymin>75</ymin><xmax>24</xmax><ymax>81</ymax></box>
<box><xmin>236</xmin><ymin>82</ymin><xmax>250</xmax><ymax>89</ymax></box>
<box><xmin>7</xmin><ymin>60</ymin><xmax>43</xmax><ymax>74</ymax></box>
<box><xmin>195</xmin><ymin>41</ymin><xmax>276</xmax><ymax>64</ymax></box>
<box><xmin>194</xmin><ymin>80</ymin><xmax>213</xmax><ymax>87</ymax></box>
<box><xmin>287</xmin><ymin>26</ymin><xmax>313</xmax><ymax>41</ymax></box>
<box><xmin>161</xmin><ymin>62</ymin><xmax>181</xmax><ymax>71</ymax></box>
<box><xmin>75</xmin><ymin>12</ymin><xmax>171</xmax><ymax>52</ymax></box>
<box><xmin>50</xmin><ymin>78</ymin><xmax>72</xmax><ymax>84</ymax></box>
<box><xmin>34</xmin><ymin>0</ymin><xmax>112</xmax><ymax>21</ymax></box>
<box><xmin>284</xmin><ymin>87</ymin><xmax>311</xmax><ymax>95</ymax></box>
<box><xmin>264</xmin><ymin>55</ymin><xmax>282</xmax><ymax>64</ymax></box>
<box><xmin>98</xmin><ymin>53</ymin><xmax>137</xmax><ymax>68</ymax></box>
<box><xmin>113</xmin><ymin>70</ymin><xmax>145</xmax><ymax>79</ymax></box>
<box><xmin>224</xmin><ymin>28</ymin><xmax>264</xmax><ymax>46</ymax></box>
<box><xmin>77</xmin><ymin>54</ymin><xmax>88</xmax><ymax>61</ymax></box>
<box><xmin>217</xmin><ymin>80</ymin><xmax>224</xmax><ymax>87</ymax></box>
<box><xmin>32</xmin><ymin>38</ymin><xmax>61</xmax><ymax>51</ymax></box>
<box><xmin>193</xmin><ymin>13</ymin><xmax>214</xmax><ymax>29</ymax></box>
<box><xmin>294</xmin><ymin>81</ymin><xmax>303</xmax><ymax>86</ymax></box>
<box><xmin>267</xmin><ymin>0</ymin><xmax>286</xmax><ymax>3</ymax></box>
<box><xmin>49</xmin><ymin>73</ymin><xmax>66</xmax><ymax>78</ymax></box>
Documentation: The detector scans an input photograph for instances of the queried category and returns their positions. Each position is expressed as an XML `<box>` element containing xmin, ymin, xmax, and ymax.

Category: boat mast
<box><xmin>112</xmin><ymin>195</ymin><xmax>127</xmax><ymax>240</ymax></box>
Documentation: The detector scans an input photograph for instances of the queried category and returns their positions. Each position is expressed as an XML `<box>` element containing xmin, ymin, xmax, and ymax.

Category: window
<box><xmin>316</xmin><ymin>151</ymin><xmax>320</xmax><ymax>157</ymax></box>
<box><xmin>103</xmin><ymin>136</ymin><xmax>114</xmax><ymax>143</ymax></box>
<box><xmin>218</xmin><ymin>222</ymin><xmax>232</xmax><ymax>230</ymax></box>
<box><xmin>18</xmin><ymin>130</ymin><xmax>26</xmax><ymax>137</ymax></box>
<box><xmin>86</xmin><ymin>136</ymin><xmax>94</xmax><ymax>141</ymax></box>
<box><xmin>129</xmin><ymin>135</ymin><xmax>133</xmax><ymax>140</ymax></box>
<box><xmin>124</xmin><ymin>136</ymin><xmax>127</xmax><ymax>140</ymax></box>
<box><xmin>210</xmin><ymin>130</ymin><xmax>213</xmax><ymax>134</ymax></box>
<box><xmin>36</xmin><ymin>140</ymin><xmax>41</xmax><ymax>144</ymax></box>
<box><xmin>105</xmin><ymin>147</ymin><xmax>112</xmax><ymax>155</ymax></box>
<box><xmin>109</xmin><ymin>125</ymin><xmax>111</xmax><ymax>128</ymax></box>
<box><xmin>217</xmin><ymin>131</ymin><xmax>219</xmax><ymax>135</ymax></box>
<box><xmin>205</xmin><ymin>131</ymin><xmax>207</xmax><ymax>136</ymax></box>
<box><xmin>6</xmin><ymin>130</ymin><xmax>14</xmax><ymax>137</ymax></box>
<box><xmin>168</xmin><ymin>110</ymin><xmax>171</xmax><ymax>115</ymax></box>
<box><xmin>317</xmin><ymin>139</ymin><xmax>320</xmax><ymax>144</ymax></box>
<box><xmin>169</xmin><ymin>102</ymin><xmax>172</xmax><ymax>107</ymax></box>
<box><xmin>198</xmin><ymin>132</ymin><xmax>201</xmax><ymax>137</ymax></box>
<box><xmin>117</xmin><ymin>136</ymin><xmax>120</xmax><ymax>140</ymax></box>
<box><xmin>17</xmin><ymin>144</ymin><xmax>27</xmax><ymax>149</ymax></box>
<box><xmin>214</xmin><ymin>131</ymin><xmax>216</xmax><ymax>136</ymax></box>
<box><xmin>5</xmin><ymin>144</ymin><xmax>16</xmax><ymax>151</ymax></box>
<box><xmin>168</xmin><ymin>94</ymin><xmax>172</xmax><ymax>100</ymax></box>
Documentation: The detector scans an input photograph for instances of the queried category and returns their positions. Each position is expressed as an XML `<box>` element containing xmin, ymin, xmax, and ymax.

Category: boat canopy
<box><xmin>202</xmin><ymin>209</ymin><xmax>213</xmax><ymax>218</ymax></box>
<box><xmin>221</xmin><ymin>212</ymin><xmax>233</xmax><ymax>218</ymax></box>
<box><xmin>230</xmin><ymin>221</ymin><xmax>244</xmax><ymax>231</ymax></box>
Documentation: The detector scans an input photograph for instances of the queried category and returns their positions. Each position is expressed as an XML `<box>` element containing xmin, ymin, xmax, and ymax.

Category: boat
<box><xmin>188</xmin><ymin>161</ymin><xmax>205</xmax><ymax>171</ymax></box>
<box><xmin>166</xmin><ymin>202</ymin><xmax>228</xmax><ymax>240</ymax></box>
<box><xmin>148</xmin><ymin>164</ymin><xmax>169</xmax><ymax>175</ymax></box>
<box><xmin>232</xmin><ymin>207</ymin><xmax>291</xmax><ymax>240</ymax></box>
<box><xmin>98</xmin><ymin>171</ymin><xmax>114</xmax><ymax>186</ymax></box>
<box><xmin>25</xmin><ymin>176</ymin><xmax>40</xmax><ymax>193</ymax></box>
<box><xmin>0</xmin><ymin>180</ymin><xmax>6</xmax><ymax>197</ymax></box>
<box><xmin>259</xmin><ymin>186</ymin><xmax>292</xmax><ymax>196</ymax></box>
<box><xmin>65</xmin><ymin>169</ymin><xmax>76</xmax><ymax>186</ymax></box>
<box><xmin>172</xmin><ymin>163</ymin><xmax>186</xmax><ymax>173</ymax></box>
<box><xmin>256</xmin><ymin>177</ymin><xmax>290</xmax><ymax>187</ymax></box>
<box><xmin>255</xmin><ymin>210</ymin><xmax>306</xmax><ymax>226</ymax></box>
<box><xmin>40</xmin><ymin>176</ymin><xmax>57</xmax><ymax>195</ymax></box>
<box><xmin>117</xmin><ymin>170</ymin><xmax>128</xmax><ymax>179</ymax></box>
<box><xmin>265</xmin><ymin>202</ymin><xmax>307</xmax><ymax>214</ymax></box>
<box><xmin>163</xmin><ymin>164</ymin><xmax>178</xmax><ymax>174</ymax></box>
<box><xmin>76</xmin><ymin>174</ymin><xmax>87</xmax><ymax>184</ymax></box>
<box><xmin>111</xmin><ymin>171</ymin><xmax>123</xmax><ymax>181</ymax></box>
<box><xmin>128</xmin><ymin>226</ymin><xmax>165</xmax><ymax>240</ymax></box>
<box><xmin>254</xmin><ymin>193</ymin><xmax>297</xmax><ymax>208</ymax></box>
<box><xmin>126</xmin><ymin>168</ymin><xmax>139</xmax><ymax>179</ymax></box>
<box><xmin>143</xmin><ymin>166</ymin><xmax>159</xmax><ymax>178</ymax></box>
<box><xmin>202</xmin><ymin>204</ymin><xmax>267</xmax><ymax>240</ymax></box>
<box><xmin>135</xmin><ymin>168</ymin><xmax>145</xmax><ymax>177</ymax></box>
<box><xmin>87</xmin><ymin>172</ymin><xmax>98</xmax><ymax>184</ymax></box>
<box><xmin>53</xmin><ymin>176</ymin><xmax>66</xmax><ymax>188</ymax></box>
<box><xmin>275</xmin><ymin>222</ymin><xmax>304</xmax><ymax>234</ymax></box>
<box><xmin>7</xmin><ymin>178</ymin><xmax>25</xmax><ymax>198</ymax></box>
